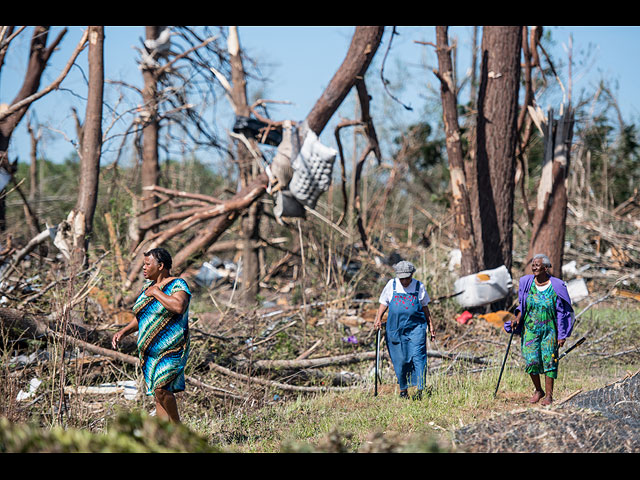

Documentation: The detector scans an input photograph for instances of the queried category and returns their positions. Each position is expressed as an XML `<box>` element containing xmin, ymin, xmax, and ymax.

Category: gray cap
<box><xmin>393</xmin><ymin>261</ymin><xmax>416</xmax><ymax>279</ymax></box>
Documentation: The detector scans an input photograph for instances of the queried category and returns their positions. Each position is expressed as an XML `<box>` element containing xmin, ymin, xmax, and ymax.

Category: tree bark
<box><xmin>228</xmin><ymin>26</ymin><xmax>261</xmax><ymax>305</ymax></box>
<box><xmin>70</xmin><ymin>26</ymin><xmax>104</xmax><ymax>267</ymax></box>
<box><xmin>475</xmin><ymin>26</ymin><xmax>522</xmax><ymax>271</ymax></box>
<box><xmin>434</xmin><ymin>26</ymin><xmax>479</xmax><ymax>275</ymax></box>
<box><xmin>305</xmin><ymin>26</ymin><xmax>384</xmax><ymax>136</ymax></box>
<box><xmin>139</xmin><ymin>26</ymin><xmax>162</xmax><ymax>239</ymax></box>
<box><xmin>527</xmin><ymin>106</ymin><xmax>575</xmax><ymax>277</ymax></box>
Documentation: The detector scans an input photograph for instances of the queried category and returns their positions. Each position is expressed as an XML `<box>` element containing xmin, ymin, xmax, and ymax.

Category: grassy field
<box><xmin>1</xmin><ymin>303</ymin><xmax>638</xmax><ymax>453</ymax></box>
<box><xmin>182</xmin><ymin>360</ymin><xmax>637</xmax><ymax>452</ymax></box>
<box><xmin>167</xmin><ymin>304</ymin><xmax>638</xmax><ymax>453</ymax></box>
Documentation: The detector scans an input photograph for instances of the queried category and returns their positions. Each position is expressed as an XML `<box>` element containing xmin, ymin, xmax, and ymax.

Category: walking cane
<box><xmin>556</xmin><ymin>336</ymin><xmax>587</xmax><ymax>361</ymax></box>
<box><xmin>493</xmin><ymin>326</ymin><xmax>515</xmax><ymax>398</ymax></box>
<box><xmin>374</xmin><ymin>328</ymin><xmax>382</xmax><ymax>397</ymax></box>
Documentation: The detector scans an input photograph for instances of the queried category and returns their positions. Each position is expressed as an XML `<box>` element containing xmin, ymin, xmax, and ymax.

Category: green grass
<box><xmin>178</xmin><ymin>356</ymin><xmax>630</xmax><ymax>452</ymax></box>
<box><xmin>176</xmin><ymin>304</ymin><xmax>640</xmax><ymax>452</ymax></box>
<box><xmin>2</xmin><ymin>303</ymin><xmax>637</xmax><ymax>452</ymax></box>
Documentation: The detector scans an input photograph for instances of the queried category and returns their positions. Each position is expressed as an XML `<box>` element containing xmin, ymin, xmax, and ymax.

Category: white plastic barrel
<box><xmin>453</xmin><ymin>265</ymin><xmax>513</xmax><ymax>308</ymax></box>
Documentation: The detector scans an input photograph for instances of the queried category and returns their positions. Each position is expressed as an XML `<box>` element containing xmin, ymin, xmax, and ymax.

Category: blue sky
<box><xmin>2</xmin><ymin>26</ymin><xmax>639</xmax><ymax>165</ymax></box>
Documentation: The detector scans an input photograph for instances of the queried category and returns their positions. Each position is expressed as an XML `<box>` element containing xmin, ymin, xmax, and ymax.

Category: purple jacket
<box><xmin>504</xmin><ymin>275</ymin><xmax>574</xmax><ymax>340</ymax></box>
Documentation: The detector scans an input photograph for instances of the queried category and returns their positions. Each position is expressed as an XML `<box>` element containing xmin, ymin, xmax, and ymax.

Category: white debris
<box><xmin>562</xmin><ymin>260</ymin><xmax>578</xmax><ymax>276</ymax></box>
<box><xmin>448</xmin><ymin>249</ymin><xmax>462</xmax><ymax>271</ymax></box>
<box><xmin>454</xmin><ymin>265</ymin><xmax>513</xmax><ymax>308</ymax></box>
<box><xmin>567</xmin><ymin>278</ymin><xmax>589</xmax><ymax>303</ymax></box>
<box><xmin>289</xmin><ymin>129</ymin><xmax>337</xmax><ymax>209</ymax></box>
<box><xmin>16</xmin><ymin>377</ymin><xmax>42</xmax><ymax>401</ymax></box>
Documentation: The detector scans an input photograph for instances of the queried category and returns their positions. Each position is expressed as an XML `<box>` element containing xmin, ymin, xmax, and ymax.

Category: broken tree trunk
<box><xmin>208</xmin><ymin>361</ymin><xmax>357</xmax><ymax>393</ymax></box>
<box><xmin>527</xmin><ymin>105</ymin><xmax>575</xmax><ymax>275</ymax></box>
<box><xmin>434</xmin><ymin>26</ymin><xmax>479</xmax><ymax>276</ymax></box>
<box><xmin>69</xmin><ymin>26</ymin><xmax>104</xmax><ymax>268</ymax></box>
<box><xmin>305</xmin><ymin>27</ymin><xmax>384</xmax><ymax>136</ymax></box>
<box><xmin>250</xmin><ymin>348</ymin><xmax>488</xmax><ymax>370</ymax></box>
<box><xmin>138</xmin><ymin>26</ymin><xmax>162</xmax><ymax>240</ymax></box>
<box><xmin>227</xmin><ymin>26</ymin><xmax>263</xmax><ymax>305</ymax></box>
<box><xmin>0</xmin><ymin>306</ymin><xmax>135</xmax><ymax>353</ymax></box>
<box><xmin>0</xmin><ymin>306</ymin><xmax>242</xmax><ymax>399</ymax></box>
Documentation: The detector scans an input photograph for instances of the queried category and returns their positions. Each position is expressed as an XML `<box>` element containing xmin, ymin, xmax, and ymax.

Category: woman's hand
<box><xmin>111</xmin><ymin>318</ymin><xmax>138</xmax><ymax>349</ymax></box>
<box><xmin>111</xmin><ymin>329</ymin><xmax>126</xmax><ymax>349</ymax></box>
<box><xmin>145</xmin><ymin>284</ymin><xmax>161</xmax><ymax>298</ymax></box>
<box><xmin>373</xmin><ymin>304</ymin><xmax>387</xmax><ymax>330</ymax></box>
<box><xmin>512</xmin><ymin>312</ymin><xmax>521</xmax><ymax>329</ymax></box>
<box><xmin>558</xmin><ymin>338</ymin><xmax>566</xmax><ymax>348</ymax></box>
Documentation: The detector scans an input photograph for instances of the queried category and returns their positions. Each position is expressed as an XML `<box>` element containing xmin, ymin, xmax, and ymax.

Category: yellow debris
<box><xmin>613</xmin><ymin>288</ymin><xmax>640</xmax><ymax>302</ymax></box>
<box><xmin>478</xmin><ymin>310</ymin><xmax>515</xmax><ymax>328</ymax></box>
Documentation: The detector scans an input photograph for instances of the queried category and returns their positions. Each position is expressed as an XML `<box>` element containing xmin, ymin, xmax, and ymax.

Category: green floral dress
<box><xmin>521</xmin><ymin>283</ymin><xmax>559</xmax><ymax>379</ymax></box>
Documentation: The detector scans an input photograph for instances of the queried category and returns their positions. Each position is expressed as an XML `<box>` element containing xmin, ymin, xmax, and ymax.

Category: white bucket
<box><xmin>454</xmin><ymin>265</ymin><xmax>513</xmax><ymax>308</ymax></box>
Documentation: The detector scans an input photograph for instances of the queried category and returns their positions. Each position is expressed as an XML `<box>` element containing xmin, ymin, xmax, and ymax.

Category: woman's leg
<box><xmin>386</xmin><ymin>335</ymin><xmax>409</xmax><ymax>396</ymax></box>
<box><xmin>522</xmin><ymin>323</ymin><xmax>548</xmax><ymax>403</ymax></box>
<box><xmin>529</xmin><ymin>374</ymin><xmax>545</xmax><ymax>403</ymax></box>
<box><xmin>154</xmin><ymin>388</ymin><xmax>181</xmax><ymax>423</ymax></box>
<box><xmin>541</xmin><ymin>376</ymin><xmax>554</xmax><ymax>405</ymax></box>
<box><xmin>410</xmin><ymin>325</ymin><xmax>428</xmax><ymax>392</ymax></box>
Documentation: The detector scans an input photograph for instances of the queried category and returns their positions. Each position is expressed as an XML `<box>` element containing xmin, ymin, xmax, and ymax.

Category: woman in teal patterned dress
<box><xmin>112</xmin><ymin>248</ymin><xmax>191</xmax><ymax>423</ymax></box>
<box><xmin>509</xmin><ymin>254</ymin><xmax>574</xmax><ymax>406</ymax></box>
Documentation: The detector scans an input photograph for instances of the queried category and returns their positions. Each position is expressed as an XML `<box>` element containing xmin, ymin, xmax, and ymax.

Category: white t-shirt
<box><xmin>379</xmin><ymin>278</ymin><xmax>431</xmax><ymax>307</ymax></box>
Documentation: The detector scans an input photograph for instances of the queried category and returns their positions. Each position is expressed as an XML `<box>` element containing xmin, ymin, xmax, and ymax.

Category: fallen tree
<box><xmin>122</xmin><ymin>26</ymin><xmax>386</xmax><ymax>299</ymax></box>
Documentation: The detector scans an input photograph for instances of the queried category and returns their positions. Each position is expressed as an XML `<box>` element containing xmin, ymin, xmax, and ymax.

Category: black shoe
<box><xmin>399</xmin><ymin>390</ymin><xmax>409</xmax><ymax>399</ymax></box>
<box><xmin>412</xmin><ymin>390</ymin><xmax>423</xmax><ymax>401</ymax></box>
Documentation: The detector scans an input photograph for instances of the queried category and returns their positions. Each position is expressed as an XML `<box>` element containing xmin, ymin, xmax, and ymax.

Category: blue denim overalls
<box><xmin>385</xmin><ymin>279</ymin><xmax>428</xmax><ymax>391</ymax></box>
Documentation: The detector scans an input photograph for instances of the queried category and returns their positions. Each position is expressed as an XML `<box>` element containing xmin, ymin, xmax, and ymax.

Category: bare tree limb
<box><xmin>0</xmin><ymin>28</ymin><xmax>85</xmax><ymax>123</ymax></box>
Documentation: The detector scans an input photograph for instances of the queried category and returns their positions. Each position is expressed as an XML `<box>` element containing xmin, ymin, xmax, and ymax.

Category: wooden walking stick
<box><xmin>494</xmin><ymin>326</ymin><xmax>515</xmax><ymax>398</ymax></box>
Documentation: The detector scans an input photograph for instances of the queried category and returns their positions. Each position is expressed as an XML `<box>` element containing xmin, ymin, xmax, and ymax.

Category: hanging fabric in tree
<box><xmin>288</xmin><ymin>129</ymin><xmax>337</xmax><ymax>209</ymax></box>
<box><xmin>270</xmin><ymin>120</ymin><xmax>298</xmax><ymax>190</ymax></box>
<box><xmin>272</xmin><ymin>120</ymin><xmax>306</xmax><ymax>219</ymax></box>
<box><xmin>232</xmin><ymin>116</ymin><xmax>282</xmax><ymax>146</ymax></box>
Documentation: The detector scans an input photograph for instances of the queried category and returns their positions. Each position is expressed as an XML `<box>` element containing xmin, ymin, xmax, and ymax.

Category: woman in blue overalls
<box><xmin>374</xmin><ymin>261</ymin><xmax>435</xmax><ymax>399</ymax></box>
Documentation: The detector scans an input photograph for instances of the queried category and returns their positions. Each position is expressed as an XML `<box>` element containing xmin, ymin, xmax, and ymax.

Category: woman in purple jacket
<box><xmin>506</xmin><ymin>254</ymin><xmax>574</xmax><ymax>406</ymax></box>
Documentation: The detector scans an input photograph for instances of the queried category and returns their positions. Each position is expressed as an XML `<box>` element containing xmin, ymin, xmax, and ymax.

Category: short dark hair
<box><xmin>144</xmin><ymin>248</ymin><xmax>172</xmax><ymax>271</ymax></box>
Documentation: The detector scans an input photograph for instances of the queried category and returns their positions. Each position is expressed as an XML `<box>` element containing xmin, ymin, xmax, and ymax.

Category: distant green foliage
<box><xmin>393</xmin><ymin>122</ymin><xmax>449</xmax><ymax>205</ymax></box>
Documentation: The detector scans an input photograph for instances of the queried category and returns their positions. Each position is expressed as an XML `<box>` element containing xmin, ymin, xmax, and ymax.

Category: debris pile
<box><xmin>454</xmin><ymin>370</ymin><xmax>640</xmax><ymax>453</ymax></box>
<box><xmin>561</xmin><ymin>369</ymin><xmax>640</xmax><ymax>427</ymax></box>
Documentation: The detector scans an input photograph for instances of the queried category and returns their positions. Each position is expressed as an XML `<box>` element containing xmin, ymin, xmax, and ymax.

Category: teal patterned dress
<box><xmin>133</xmin><ymin>278</ymin><xmax>191</xmax><ymax>395</ymax></box>
<box><xmin>521</xmin><ymin>283</ymin><xmax>559</xmax><ymax>379</ymax></box>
